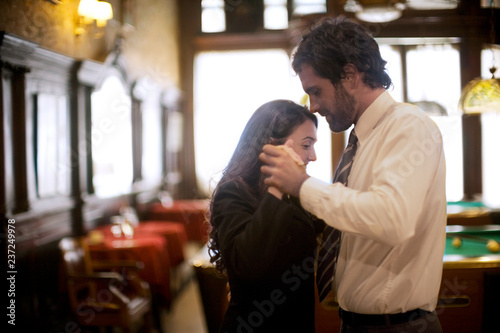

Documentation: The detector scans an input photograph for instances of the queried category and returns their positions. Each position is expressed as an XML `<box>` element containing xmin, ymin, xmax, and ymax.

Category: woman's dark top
<box><xmin>212</xmin><ymin>181</ymin><xmax>318</xmax><ymax>333</ymax></box>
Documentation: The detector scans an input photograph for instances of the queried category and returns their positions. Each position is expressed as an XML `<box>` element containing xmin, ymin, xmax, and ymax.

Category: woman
<box><xmin>208</xmin><ymin>99</ymin><xmax>321</xmax><ymax>333</ymax></box>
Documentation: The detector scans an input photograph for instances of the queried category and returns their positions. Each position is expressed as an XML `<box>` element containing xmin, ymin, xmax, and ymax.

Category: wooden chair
<box><xmin>59</xmin><ymin>236</ymin><xmax>153</xmax><ymax>333</ymax></box>
<box><xmin>191</xmin><ymin>245</ymin><xmax>229</xmax><ymax>333</ymax></box>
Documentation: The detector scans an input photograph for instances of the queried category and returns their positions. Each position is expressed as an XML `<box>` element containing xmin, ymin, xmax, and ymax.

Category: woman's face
<box><xmin>286</xmin><ymin>118</ymin><xmax>318</xmax><ymax>166</ymax></box>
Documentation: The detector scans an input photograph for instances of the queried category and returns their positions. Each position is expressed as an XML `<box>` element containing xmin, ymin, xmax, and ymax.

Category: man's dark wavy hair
<box><xmin>292</xmin><ymin>16</ymin><xmax>392</xmax><ymax>90</ymax></box>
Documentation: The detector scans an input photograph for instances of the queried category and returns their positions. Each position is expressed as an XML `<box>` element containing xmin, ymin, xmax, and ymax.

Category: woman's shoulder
<box><xmin>213</xmin><ymin>180</ymin><xmax>259</xmax><ymax>205</ymax></box>
<box><xmin>215</xmin><ymin>180</ymin><xmax>247</xmax><ymax>196</ymax></box>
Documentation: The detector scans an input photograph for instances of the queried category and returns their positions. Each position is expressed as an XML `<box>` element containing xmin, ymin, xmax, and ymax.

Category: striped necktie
<box><xmin>316</xmin><ymin>129</ymin><xmax>358</xmax><ymax>302</ymax></box>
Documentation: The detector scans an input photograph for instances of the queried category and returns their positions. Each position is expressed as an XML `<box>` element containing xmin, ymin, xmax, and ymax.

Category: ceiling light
<box><xmin>406</xmin><ymin>0</ymin><xmax>459</xmax><ymax>10</ymax></box>
<box><xmin>344</xmin><ymin>0</ymin><xmax>406</xmax><ymax>23</ymax></box>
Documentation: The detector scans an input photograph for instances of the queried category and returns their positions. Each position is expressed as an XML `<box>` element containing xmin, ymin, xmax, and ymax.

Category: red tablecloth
<box><xmin>86</xmin><ymin>234</ymin><xmax>172</xmax><ymax>301</ymax></box>
<box><xmin>94</xmin><ymin>222</ymin><xmax>188</xmax><ymax>267</ymax></box>
<box><xmin>148</xmin><ymin>200</ymin><xmax>210</xmax><ymax>243</ymax></box>
<box><xmin>135</xmin><ymin>221</ymin><xmax>187</xmax><ymax>266</ymax></box>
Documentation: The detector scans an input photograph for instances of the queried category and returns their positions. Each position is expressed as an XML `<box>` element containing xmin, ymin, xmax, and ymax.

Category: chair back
<box><xmin>58</xmin><ymin>236</ymin><xmax>154</xmax><ymax>331</ymax></box>
<box><xmin>59</xmin><ymin>237</ymin><xmax>93</xmax><ymax>276</ymax></box>
<box><xmin>59</xmin><ymin>237</ymin><xmax>97</xmax><ymax>311</ymax></box>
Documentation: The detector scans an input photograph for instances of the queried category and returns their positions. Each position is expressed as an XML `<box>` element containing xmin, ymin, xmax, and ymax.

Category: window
<box><xmin>194</xmin><ymin>49</ymin><xmax>332</xmax><ymax>195</ymax></box>
<box><xmin>91</xmin><ymin>75</ymin><xmax>133</xmax><ymax>197</ymax></box>
<box><xmin>193</xmin><ymin>38</ymin><xmax>467</xmax><ymax>201</ymax></box>
<box><xmin>264</xmin><ymin>0</ymin><xmax>288</xmax><ymax>30</ymax></box>
<box><xmin>190</xmin><ymin>1</ymin><xmax>498</xmax><ymax>206</ymax></box>
<box><xmin>377</xmin><ymin>39</ymin><xmax>463</xmax><ymax>202</ymax></box>
<box><xmin>35</xmin><ymin>93</ymin><xmax>70</xmax><ymax>197</ymax></box>
<box><xmin>140</xmin><ymin>85</ymin><xmax>163</xmax><ymax>186</ymax></box>
<box><xmin>292</xmin><ymin>0</ymin><xmax>327</xmax><ymax>16</ymax></box>
<box><xmin>201</xmin><ymin>0</ymin><xmax>225</xmax><ymax>33</ymax></box>
<box><xmin>201</xmin><ymin>0</ymin><xmax>327</xmax><ymax>33</ymax></box>
<box><xmin>406</xmin><ymin>43</ymin><xmax>463</xmax><ymax>202</ymax></box>
<box><xmin>378</xmin><ymin>44</ymin><xmax>403</xmax><ymax>102</ymax></box>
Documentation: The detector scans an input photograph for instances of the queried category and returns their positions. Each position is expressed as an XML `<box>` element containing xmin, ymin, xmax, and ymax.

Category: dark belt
<box><xmin>339</xmin><ymin>308</ymin><xmax>431</xmax><ymax>326</ymax></box>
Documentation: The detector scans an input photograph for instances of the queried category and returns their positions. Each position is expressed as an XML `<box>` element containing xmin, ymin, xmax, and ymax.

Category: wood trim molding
<box><xmin>193</xmin><ymin>31</ymin><xmax>291</xmax><ymax>51</ymax></box>
<box><xmin>0</xmin><ymin>32</ymin><xmax>38</xmax><ymax>67</ymax></box>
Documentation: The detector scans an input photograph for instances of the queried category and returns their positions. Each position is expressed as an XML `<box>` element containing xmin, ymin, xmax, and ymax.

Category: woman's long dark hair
<box><xmin>207</xmin><ymin>99</ymin><xmax>317</xmax><ymax>274</ymax></box>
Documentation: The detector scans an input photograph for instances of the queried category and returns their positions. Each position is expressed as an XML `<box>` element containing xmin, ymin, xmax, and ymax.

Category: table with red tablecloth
<box><xmin>93</xmin><ymin>222</ymin><xmax>188</xmax><ymax>267</ymax></box>
<box><xmin>147</xmin><ymin>200</ymin><xmax>210</xmax><ymax>243</ymax></box>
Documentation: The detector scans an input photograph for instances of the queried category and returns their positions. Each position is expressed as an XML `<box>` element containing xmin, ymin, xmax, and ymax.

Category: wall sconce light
<box><xmin>75</xmin><ymin>0</ymin><xmax>113</xmax><ymax>37</ymax></box>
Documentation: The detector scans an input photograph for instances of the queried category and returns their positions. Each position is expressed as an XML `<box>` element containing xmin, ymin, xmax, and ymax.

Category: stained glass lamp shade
<box><xmin>459</xmin><ymin>67</ymin><xmax>500</xmax><ymax>114</ymax></box>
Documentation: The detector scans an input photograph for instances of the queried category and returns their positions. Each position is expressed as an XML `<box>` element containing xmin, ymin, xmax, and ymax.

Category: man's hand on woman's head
<box><xmin>279</xmin><ymin>140</ymin><xmax>305</xmax><ymax>167</ymax></box>
<box><xmin>259</xmin><ymin>140</ymin><xmax>310</xmax><ymax>198</ymax></box>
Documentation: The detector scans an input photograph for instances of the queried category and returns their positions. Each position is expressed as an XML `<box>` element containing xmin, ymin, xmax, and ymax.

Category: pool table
<box><xmin>315</xmin><ymin>225</ymin><xmax>500</xmax><ymax>333</ymax></box>
<box><xmin>447</xmin><ymin>201</ymin><xmax>498</xmax><ymax>226</ymax></box>
<box><xmin>444</xmin><ymin>225</ymin><xmax>500</xmax><ymax>267</ymax></box>
<box><xmin>439</xmin><ymin>225</ymin><xmax>500</xmax><ymax>333</ymax></box>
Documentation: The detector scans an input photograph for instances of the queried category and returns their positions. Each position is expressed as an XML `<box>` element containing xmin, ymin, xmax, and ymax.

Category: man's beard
<box><xmin>326</xmin><ymin>84</ymin><xmax>356</xmax><ymax>133</ymax></box>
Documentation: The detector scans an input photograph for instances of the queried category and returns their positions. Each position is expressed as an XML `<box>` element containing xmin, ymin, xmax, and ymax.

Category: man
<box><xmin>259</xmin><ymin>16</ymin><xmax>446</xmax><ymax>333</ymax></box>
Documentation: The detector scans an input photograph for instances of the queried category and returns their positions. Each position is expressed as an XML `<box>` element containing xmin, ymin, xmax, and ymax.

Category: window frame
<box><xmin>179</xmin><ymin>0</ymin><xmax>495</xmax><ymax>201</ymax></box>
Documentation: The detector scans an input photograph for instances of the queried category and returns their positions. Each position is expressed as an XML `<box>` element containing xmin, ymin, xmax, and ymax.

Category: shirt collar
<box><xmin>353</xmin><ymin>91</ymin><xmax>396</xmax><ymax>145</ymax></box>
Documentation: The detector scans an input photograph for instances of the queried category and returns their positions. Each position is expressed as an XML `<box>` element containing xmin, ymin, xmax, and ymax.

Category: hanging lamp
<box><xmin>459</xmin><ymin>0</ymin><xmax>500</xmax><ymax>114</ymax></box>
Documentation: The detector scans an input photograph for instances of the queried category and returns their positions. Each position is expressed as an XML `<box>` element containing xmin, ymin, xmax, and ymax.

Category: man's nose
<box><xmin>310</xmin><ymin>102</ymin><xmax>320</xmax><ymax>113</ymax></box>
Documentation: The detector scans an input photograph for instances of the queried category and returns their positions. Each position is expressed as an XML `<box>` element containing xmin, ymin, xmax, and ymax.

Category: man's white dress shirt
<box><xmin>301</xmin><ymin>91</ymin><xmax>447</xmax><ymax>314</ymax></box>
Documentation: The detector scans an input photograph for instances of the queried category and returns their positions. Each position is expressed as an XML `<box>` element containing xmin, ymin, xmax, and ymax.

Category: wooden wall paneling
<box><xmin>161</xmin><ymin>101</ymin><xmax>168</xmax><ymax>188</ymax></box>
<box><xmin>75</xmin><ymin>59</ymin><xmax>103</xmax><ymax>198</ymax></box>
<box><xmin>161</xmin><ymin>88</ymin><xmax>182</xmax><ymax>198</ymax></box>
<box><xmin>458</xmin><ymin>3</ymin><xmax>484</xmax><ymax>200</ymax></box>
<box><xmin>462</xmin><ymin>114</ymin><xmax>483</xmax><ymax>200</ymax></box>
<box><xmin>0</xmin><ymin>32</ymin><xmax>78</xmax><ymax>330</ymax></box>
<box><xmin>193</xmin><ymin>31</ymin><xmax>291</xmax><ymax>51</ymax></box>
<box><xmin>131</xmin><ymin>79</ymin><xmax>147</xmax><ymax>185</ymax></box>
<box><xmin>178</xmin><ymin>0</ymin><xmax>201</xmax><ymax>199</ymax></box>
<box><xmin>11</xmin><ymin>67</ymin><xmax>29</xmax><ymax>214</ymax></box>
<box><xmin>0</xmin><ymin>62</ymin><xmax>4</xmax><ymax>215</ymax></box>
<box><xmin>1</xmin><ymin>33</ymin><xmax>76</xmax><ymax>228</ymax></box>
<box><xmin>330</xmin><ymin>132</ymin><xmax>345</xmax><ymax>180</ymax></box>
<box><xmin>457</xmin><ymin>0</ymin><xmax>485</xmax><ymax>201</ymax></box>
<box><xmin>0</xmin><ymin>34</ymin><xmax>38</xmax><ymax>213</ymax></box>
<box><xmin>83</xmin><ymin>85</ymin><xmax>94</xmax><ymax>195</ymax></box>
<box><xmin>1</xmin><ymin>65</ymin><xmax>16</xmax><ymax>215</ymax></box>
<box><xmin>69</xmin><ymin>60</ymin><xmax>88</xmax><ymax>236</ymax></box>
<box><xmin>132</xmin><ymin>95</ymin><xmax>143</xmax><ymax>183</ymax></box>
